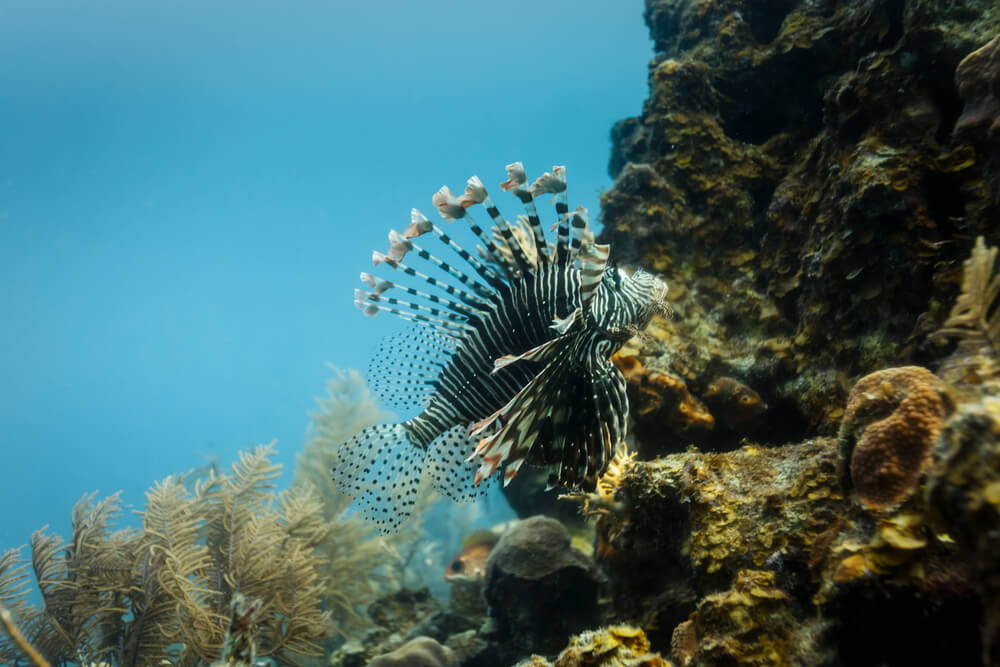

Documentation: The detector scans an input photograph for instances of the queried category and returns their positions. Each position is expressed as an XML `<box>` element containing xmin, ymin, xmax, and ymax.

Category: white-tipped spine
<box><xmin>404</xmin><ymin>209</ymin><xmax>434</xmax><ymax>238</ymax></box>
<box><xmin>432</xmin><ymin>186</ymin><xmax>466</xmax><ymax>221</ymax></box>
<box><xmin>458</xmin><ymin>175</ymin><xmax>488</xmax><ymax>209</ymax></box>
<box><xmin>529</xmin><ymin>165</ymin><xmax>567</xmax><ymax>199</ymax></box>
<box><xmin>500</xmin><ymin>161</ymin><xmax>527</xmax><ymax>192</ymax></box>
<box><xmin>387</xmin><ymin>230</ymin><xmax>413</xmax><ymax>261</ymax></box>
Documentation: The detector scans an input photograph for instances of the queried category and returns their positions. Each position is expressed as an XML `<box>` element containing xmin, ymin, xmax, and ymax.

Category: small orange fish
<box><xmin>444</xmin><ymin>530</ymin><xmax>500</xmax><ymax>582</ymax></box>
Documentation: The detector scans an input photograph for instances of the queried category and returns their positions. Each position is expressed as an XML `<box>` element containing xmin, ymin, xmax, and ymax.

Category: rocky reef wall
<box><xmin>601</xmin><ymin>0</ymin><xmax>1000</xmax><ymax>448</ymax></box>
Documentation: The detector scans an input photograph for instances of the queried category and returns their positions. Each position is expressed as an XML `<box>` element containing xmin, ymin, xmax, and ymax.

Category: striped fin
<box><xmin>433</xmin><ymin>184</ymin><xmax>512</xmax><ymax>278</ymax></box>
<box><xmin>493</xmin><ymin>163</ymin><xmax>564</xmax><ymax>267</ymax></box>
<box><xmin>579</xmin><ymin>243</ymin><xmax>610</xmax><ymax>312</ymax></box>
<box><xmin>355</xmin><ymin>289</ymin><xmax>469</xmax><ymax>325</ymax></box>
<box><xmin>469</xmin><ymin>343</ymin><xmax>628</xmax><ymax>489</ymax></box>
<box><xmin>404</xmin><ymin>208</ymin><xmax>505</xmax><ymax>286</ymax></box>
<box><xmin>554</xmin><ymin>209</ymin><xmax>572</xmax><ymax>265</ymax></box>
<box><xmin>490</xmin><ymin>333</ymin><xmax>567</xmax><ymax>375</ymax></box>
<box><xmin>383</xmin><ymin>230</ymin><xmax>494</xmax><ymax>299</ymax></box>
<box><xmin>466</xmin><ymin>170</ymin><xmax>535</xmax><ymax>275</ymax></box>
<box><xmin>354</xmin><ymin>292</ymin><xmax>474</xmax><ymax>334</ymax></box>
<box><xmin>372</xmin><ymin>252</ymin><xmax>487</xmax><ymax>308</ymax></box>
<box><xmin>361</xmin><ymin>272</ymin><xmax>478</xmax><ymax>317</ymax></box>
<box><xmin>488</xmin><ymin>216</ymin><xmax>539</xmax><ymax>275</ymax></box>
<box><xmin>569</xmin><ymin>207</ymin><xmax>588</xmax><ymax>259</ymax></box>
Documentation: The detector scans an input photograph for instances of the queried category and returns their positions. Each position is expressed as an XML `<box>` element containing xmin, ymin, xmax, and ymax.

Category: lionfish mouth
<box><xmin>329</xmin><ymin>161</ymin><xmax>670</xmax><ymax>533</ymax></box>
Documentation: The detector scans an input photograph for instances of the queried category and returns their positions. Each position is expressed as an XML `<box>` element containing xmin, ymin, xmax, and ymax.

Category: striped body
<box><xmin>331</xmin><ymin>162</ymin><xmax>668</xmax><ymax>532</ymax></box>
<box><xmin>404</xmin><ymin>263</ymin><xmax>578</xmax><ymax>447</ymax></box>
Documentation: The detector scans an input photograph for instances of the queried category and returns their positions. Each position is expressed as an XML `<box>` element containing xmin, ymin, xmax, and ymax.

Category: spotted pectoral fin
<box><xmin>423</xmin><ymin>423</ymin><xmax>496</xmax><ymax>502</ymax></box>
<box><xmin>470</xmin><ymin>349</ymin><xmax>628</xmax><ymax>490</ymax></box>
<box><xmin>329</xmin><ymin>423</ymin><xmax>426</xmax><ymax>534</ymax></box>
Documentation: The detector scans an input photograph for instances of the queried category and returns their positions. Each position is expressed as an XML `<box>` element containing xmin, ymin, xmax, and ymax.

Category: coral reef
<box><xmin>0</xmin><ymin>444</ymin><xmax>332</xmax><ymax>666</ymax></box>
<box><xmin>927</xmin><ymin>390</ymin><xmax>1000</xmax><ymax>664</ymax></box>
<box><xmin>594</xmin><ymin>439</ymin><xmax>840</xmax><ymax>639</ymax></box>
<box><xmin>483</xmin><ymin>517</ymin><xmax>605</xmax><ymax>657</ymax></box>
<box><xmin>518</xmin><ymin>625</ymin><xmax>669</xmax><ymax>667</ymax></box>
<box><xmin>600</xmin><ymin>0</ymin><xmax>1000</xmax><ymax>451</ymax></box>
<box><xmin>838</xmin><ymin>366</ymin><xmax>954</xmax><ymax>510</ymax></box>
<box><xmin>10</xmin><ymin>3</ymin><xmax>1000</xmax><ymax>666</ymax></box>
<box><xmin>682</xmin><ymin>569</ymin><xmax>828</xmax><ymax>666</ymax></box>
<box><xmin>614</xmin><ymin>353</ymin><xmax>714</xmax><ymax>455</ymax></box>
<box><xmin>592</xmin><ymin>415</ymin><xmax>983</xmax><ymax>664</ymax></box>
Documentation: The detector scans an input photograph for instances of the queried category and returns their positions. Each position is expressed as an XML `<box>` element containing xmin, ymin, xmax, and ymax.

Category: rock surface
<box><xmin>483</xmin><ymin>516</ymin><xmax>605</xmax><ymax>657</ymax></box>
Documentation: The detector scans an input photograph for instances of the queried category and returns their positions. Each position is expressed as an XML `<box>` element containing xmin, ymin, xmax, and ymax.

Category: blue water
<box><xmin>0</xmin><ymin>1</ymin><xmax>652</xmax><ymax>555</ymax></box>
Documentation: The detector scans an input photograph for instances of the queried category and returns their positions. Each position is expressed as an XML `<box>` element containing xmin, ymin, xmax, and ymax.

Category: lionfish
<box><xmin>331</xmin><ymin>162</ymin><xmax>668</xmax><ymax>532</ymax></box>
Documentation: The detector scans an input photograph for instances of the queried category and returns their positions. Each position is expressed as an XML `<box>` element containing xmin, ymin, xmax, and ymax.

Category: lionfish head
<box><xmin>590</xmin><ymin>268</ymin><xmax>669</xmax><ymax>343</ymax></box>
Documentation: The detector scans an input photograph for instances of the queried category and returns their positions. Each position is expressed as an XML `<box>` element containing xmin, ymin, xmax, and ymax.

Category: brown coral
<box><xmin>613</xmin><ymin>354</ymin><xmax>714</xmax><ymax>435</ymax></box>
<box><xmin>594</xmin><ymin>438</ymin><xmax>841</xmax><ymax>643</ymax></box>
<box><xmin>839</xmin><ymin>366</ymin><xmax>953</xmax><ymax>510</ymax></box>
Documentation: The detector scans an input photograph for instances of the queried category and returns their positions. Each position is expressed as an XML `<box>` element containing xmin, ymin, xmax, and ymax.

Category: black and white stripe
<box><xmin>330</xmin><ymin>161</ymin><xmax>669</xmax><ymax>532</ymax></box>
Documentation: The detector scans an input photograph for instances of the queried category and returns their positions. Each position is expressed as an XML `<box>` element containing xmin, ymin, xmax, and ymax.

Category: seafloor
<box><xmin>3</xmin><ymin>0</ymin><xmax>1000</xmax><ymax>666</ymax></box>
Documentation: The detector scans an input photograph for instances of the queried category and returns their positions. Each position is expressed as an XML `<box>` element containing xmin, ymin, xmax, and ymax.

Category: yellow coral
<box><xmin>522</xmin><ymin>625</ymin><xmax>671</xmax><ymax>667</ymax></box>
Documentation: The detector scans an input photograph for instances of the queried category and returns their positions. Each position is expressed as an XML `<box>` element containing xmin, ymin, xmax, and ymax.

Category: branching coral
<box><xmin>0</xmin><ymin>444</ymin><xmax>332</xmax><ymax>666</ymax></box>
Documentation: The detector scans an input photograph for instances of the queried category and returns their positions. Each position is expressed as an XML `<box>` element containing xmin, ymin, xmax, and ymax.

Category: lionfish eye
<box><xmin>450</xmin><ymin>559</ymin><xmax>464</xmax><ymax>573</ymax></box>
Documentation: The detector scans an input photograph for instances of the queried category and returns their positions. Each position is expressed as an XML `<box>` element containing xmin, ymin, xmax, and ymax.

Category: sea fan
<box><xmin>934</xmin><ymin>236</ymin><xmax>1000</xmax><ymax>357</ymax></box>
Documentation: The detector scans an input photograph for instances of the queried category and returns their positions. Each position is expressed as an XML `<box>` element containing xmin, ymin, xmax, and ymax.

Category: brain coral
<box><xmin>839</xmin><ymin>366</ymin><xmax>953</xmax><ymax>510</ymax></box>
